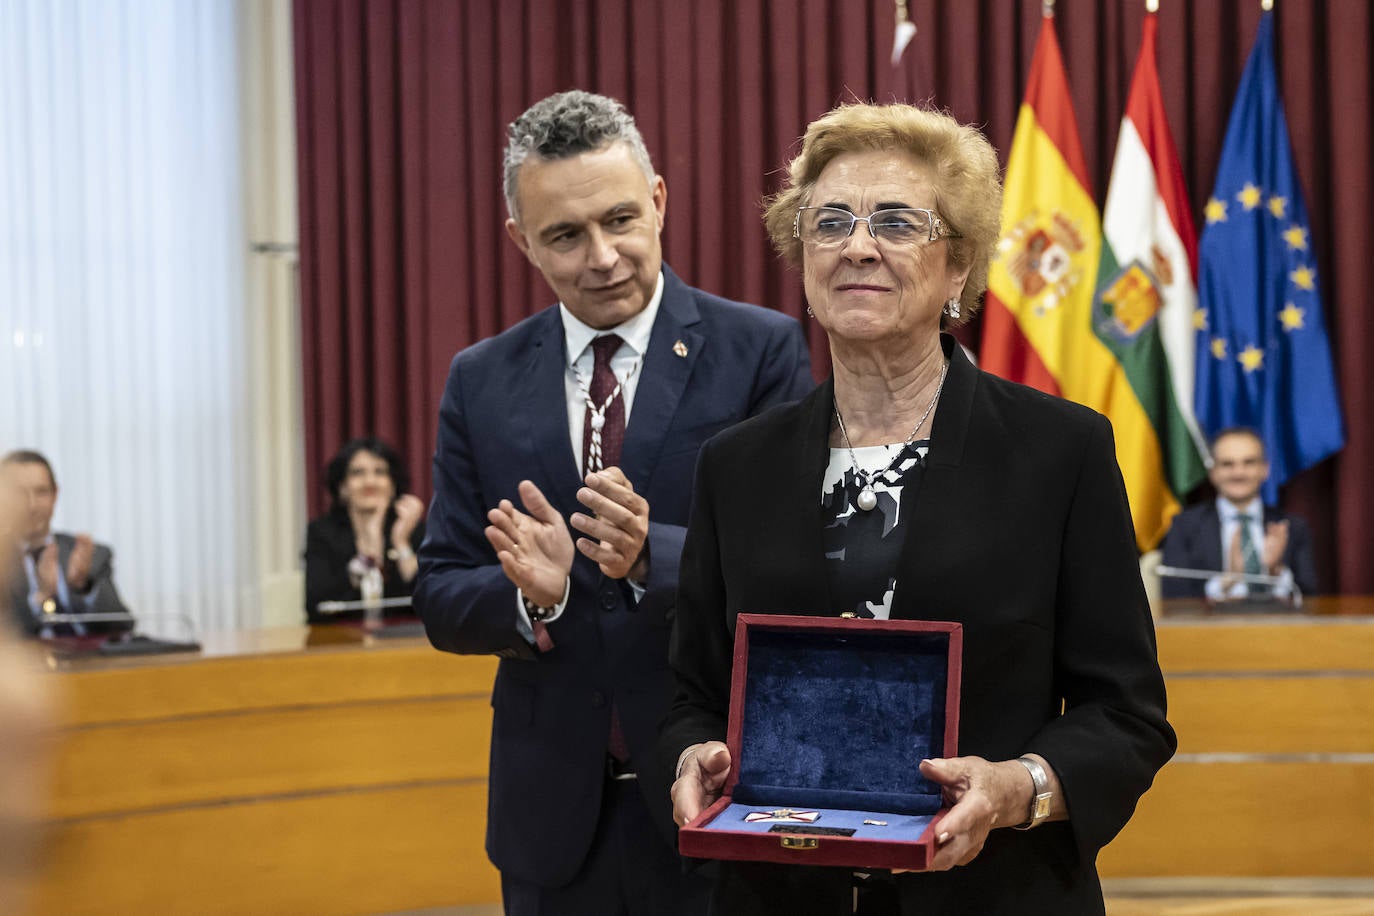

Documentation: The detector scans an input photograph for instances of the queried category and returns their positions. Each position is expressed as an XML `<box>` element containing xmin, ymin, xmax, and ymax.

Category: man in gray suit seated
<box><xmin>3</xmin><ymin>450</ymin><xmax>134</xmax><ymax>637</ymax></box>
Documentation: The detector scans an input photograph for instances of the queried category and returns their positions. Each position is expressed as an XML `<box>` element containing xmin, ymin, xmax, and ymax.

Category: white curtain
<box><xmin>1</xmin><ymin>0</ymin><xmax>258</xmax><ymax>636</ymax></box>
<box><xmin>240</xmin><ymin>0</ymin><xmax>306</xmax><ymax>629</ymax></box>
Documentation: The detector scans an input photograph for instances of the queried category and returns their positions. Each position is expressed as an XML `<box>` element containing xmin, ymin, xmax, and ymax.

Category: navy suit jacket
<box><xmin>415</xmin><ymin>266</ymin><xmax>813</xmax><ymax>887</ymax></box>
<box><xmin>1160</xmin><ymin>502</ymin><xmax>1317</xmax><ymax>599</ymax></box>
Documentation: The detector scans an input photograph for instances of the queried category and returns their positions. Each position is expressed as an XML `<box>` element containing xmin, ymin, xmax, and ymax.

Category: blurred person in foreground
<box><xmin>3</xmin><ymin>450</ymin><xmax>133</xmax><ymax>638</ymax></box>
<box><xmin>0</xmin><ymin>454</ymin><xmax>55</xmax><ymax>910</ymax></box>
<box><xmin>1160</xmin><ymin>427</ymin><xmax>1316</xmax><ymax>603</ymax></box>
<box><xmin>304</xmin><ymin>436</ymin><xmax>426</xmax><ymax>623</ymax></box>
<box><xmin>415</xmin><ymin>90</ymin><xmax>813</xmax><ymax>915</ymax></box>
<box><xmin>662</xmin><ymin>103</ymin><xmax>1176</xmax><ymax>914</ymax></box>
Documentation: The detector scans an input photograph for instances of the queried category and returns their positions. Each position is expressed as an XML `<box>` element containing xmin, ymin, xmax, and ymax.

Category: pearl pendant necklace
<box><xmin>833</xmin><ymin>360</ymin><xmax>949</xmax><ymax>512</ymax></box>
<box><xmin>856</xmin><ymin>480</ymin><xmax>879</xmax><ymax>512</ymax></box>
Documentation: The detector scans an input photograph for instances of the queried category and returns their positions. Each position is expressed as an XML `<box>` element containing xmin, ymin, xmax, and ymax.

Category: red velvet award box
<box><xmin>679</xmin><ymin>614</ymin><xmax>962</xmax><ymax>871</ymax></box>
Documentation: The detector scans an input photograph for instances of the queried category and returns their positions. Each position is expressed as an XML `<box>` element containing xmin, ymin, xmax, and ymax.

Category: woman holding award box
<box><xmin>662</xmin><ymin>103</ymin><xmax>1176</xmax><ymax>914</ymax></box>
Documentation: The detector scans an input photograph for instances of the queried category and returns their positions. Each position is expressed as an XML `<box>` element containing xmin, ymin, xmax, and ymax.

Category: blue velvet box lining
<box><xmin>731</xmin><ymin>628</ymin><xmax>949</xmax><ymax>816</ymax></box>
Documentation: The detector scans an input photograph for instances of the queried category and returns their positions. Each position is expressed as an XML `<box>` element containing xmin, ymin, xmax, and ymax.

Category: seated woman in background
<box><xmin>304</xmin><ymin>437</ymin><xmax>425</xmax><ymax>623</ymax></box>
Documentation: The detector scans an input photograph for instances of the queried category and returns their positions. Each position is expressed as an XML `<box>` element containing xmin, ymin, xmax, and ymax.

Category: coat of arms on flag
<box><xmin>997</xmin><ymin>209</ymin><xmax>1089</xmax><ymax>315</ymax></box>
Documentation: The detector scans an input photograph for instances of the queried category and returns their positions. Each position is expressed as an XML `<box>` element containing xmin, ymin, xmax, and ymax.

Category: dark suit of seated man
<box><xmin>3</xmin><ymin>450</ymin><xmax>134</xmax><ymax>637</ymax></box>
<box><xmin>1161</xmin><ymin>428</ymin><xmax>1317</xmax><ymax>603</ymax></box>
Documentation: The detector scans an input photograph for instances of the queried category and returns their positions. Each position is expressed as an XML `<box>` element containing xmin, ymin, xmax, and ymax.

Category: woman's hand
<box><xmin>671</xmin><ymin>741</ymin><xmax>732</xmax><ymax>827</ymax></box>
<box><xmin>915</xmin><ymin>756</ymin><xmax>1036</xmax><ymax>870</ymax></box>
<box><xmin>391</xmin><ymin>493</ymin><xmax>426</xmax><ymax>548</ymax></box>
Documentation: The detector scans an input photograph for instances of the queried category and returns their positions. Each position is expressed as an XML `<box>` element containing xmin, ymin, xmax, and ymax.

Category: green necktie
<box><xmin>1236</xmin><ymin>513</ymin><xmax>1262</xmax><ymax>576</ymax></box>
<box><xmin>1236</xmin><ymin>513</ymin><xmax>1269</xmax><ymax>595</ymax></box>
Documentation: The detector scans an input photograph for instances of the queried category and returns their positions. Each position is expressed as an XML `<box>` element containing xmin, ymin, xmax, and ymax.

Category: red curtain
<box><xmin>293</xmin><ymin>0</ymin><xmax>1372</xmax><ymax>593</ymax></box>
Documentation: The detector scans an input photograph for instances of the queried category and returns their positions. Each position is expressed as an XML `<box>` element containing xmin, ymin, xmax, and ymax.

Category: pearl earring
<box><xmin>806</xmin><ymin>306</ymin><xmax>815</xmax><ymax>318</ymax></box>
<box><xmin>943</xmin><ymin>298</ymin><xmax>961</xmax><ymax>320</ymax></box>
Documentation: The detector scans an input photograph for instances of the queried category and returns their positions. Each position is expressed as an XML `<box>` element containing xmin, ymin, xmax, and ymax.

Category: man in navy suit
<box><xmin>415</xmin><ymin>91</ymin><xmax>812</xmax><ymax>916</ymax></box>
<box><xmin>1161</xmin><ymin>428</ymin><xmax>1317</xmax><ymax>602</ymax></box>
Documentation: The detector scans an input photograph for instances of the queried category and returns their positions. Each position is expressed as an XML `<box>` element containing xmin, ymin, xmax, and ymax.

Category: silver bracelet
<box><xmin>521</xmin><ymin>595</ymin><xmax>555</xmax><ymax>622</ymax></box>
<box><xmin>1013</xmin><ymin>755</ymin><xmax>1053</xmax><ymax>830</ymax></box>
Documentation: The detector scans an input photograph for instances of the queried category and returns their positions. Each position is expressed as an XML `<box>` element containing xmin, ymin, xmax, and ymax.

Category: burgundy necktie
<box><xmin>530</xmin><ymin>336</ymin><xmax>629</xmax><ymax>659</ymax></box>
<box><xmin>582</xmin><ymin>334</ymin><xmax>626</xmax><ymax>473</ymax></box>
<box><xmin>581</xmin><ymin>334</ymin><xmax>630</xmax><ymax>762</ymax></box>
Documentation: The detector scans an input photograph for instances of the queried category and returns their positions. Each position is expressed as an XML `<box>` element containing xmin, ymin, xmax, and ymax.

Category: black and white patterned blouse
<box><xmin>820</xmin><ymin>440</ymin><xmax>929</xmax><ymax>619</ymax></box>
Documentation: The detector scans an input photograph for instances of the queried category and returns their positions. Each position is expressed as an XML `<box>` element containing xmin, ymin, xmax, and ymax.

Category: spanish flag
<box><xmin>982</xmin><ymin>11</ymin><xmax>1191</xmax><ymax>550</ymax></box>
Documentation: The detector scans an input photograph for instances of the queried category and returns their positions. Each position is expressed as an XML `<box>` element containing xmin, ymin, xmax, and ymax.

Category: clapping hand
<box><xmin>571</xmin><ymin>467</ymin><xmax>650</xmax><ymax>580</ymax></box>
<box><xmin>66</xmin><ymin>534</ymin><xmax>95</xmax><ymax>592</ymax></box>
<box><xmin>485</xmin><ymin>480</ymin><xmax>574</xmax><ymax>607</ymax></box>
<box><xmin>1262</xmin><ymin>520</ymin><xmax>1289</xmax><ymax>573</ymax></box>
<box><xmin>35</xmin><ymin>544</ymin><xmax>59</xmax><ymax>601</ymax></box>
<box><xmin>391</xmin><ymin>494</ymin><xmax>426</xmax><ymax>546</ymax></box>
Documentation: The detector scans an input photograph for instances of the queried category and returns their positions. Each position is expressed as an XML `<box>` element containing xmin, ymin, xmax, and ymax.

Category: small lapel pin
<box><xmin>672</xmin><ymin>340</ymin><xmax>688</xmax><ymax>358</ymax></box>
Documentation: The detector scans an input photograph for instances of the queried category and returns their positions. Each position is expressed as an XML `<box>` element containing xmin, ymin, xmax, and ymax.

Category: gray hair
<box><xmin>502</xmin><ymin>90</ymin><xmax>656</xmax><ymax>222</ymax></box>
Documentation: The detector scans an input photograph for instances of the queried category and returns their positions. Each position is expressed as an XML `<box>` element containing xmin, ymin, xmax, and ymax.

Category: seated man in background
<box><xmin>1161</xmin><ymin>428</ymin><xmax>1318</xmax><ymax>603</ymax></box>
<box><xmin>2</xmin><ymin>450</ymin><xmax>134</xmax><ymax>637</ymax></box>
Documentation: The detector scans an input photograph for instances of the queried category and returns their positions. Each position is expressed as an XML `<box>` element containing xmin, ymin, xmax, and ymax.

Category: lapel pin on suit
<box><xmin>672</xmin><ymin>340</ymin><xmax>688</xmax><ymax>358</ymax></box>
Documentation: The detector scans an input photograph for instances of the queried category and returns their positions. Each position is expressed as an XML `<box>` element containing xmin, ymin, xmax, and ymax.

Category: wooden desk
<box><xmin>1099</xmin><ymin>602</ymin><xmax>1374</xmax><ymax>878</ymax></box>
<box><xmin>34</xmin><ymin>600</ymin><xmax>1374</xmax><ymax>910</ymax></box>
<box><xmin>31</xmin><ymin>625</ymin><xmax>501</xmax><ymax>915</ymax></box>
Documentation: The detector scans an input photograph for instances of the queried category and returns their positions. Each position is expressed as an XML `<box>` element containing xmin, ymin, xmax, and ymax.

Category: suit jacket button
<box><xmin>591</xmin><ymin>691</ymin><xmax>606</xmax><ymax>708</ymax></box>
<box><xmin>600</xmin><ymin>590</ymin><xmax>617</xmax><ymax>610</ymax></box>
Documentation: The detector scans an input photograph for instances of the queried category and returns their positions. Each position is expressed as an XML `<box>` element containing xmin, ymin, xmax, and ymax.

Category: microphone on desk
<box><xmin>315</xmin><ymin>596</ymin><xmax>414</xmax><ymax>613</ymax></box>
<box><xmin>37</xmin><ymin>610</ymin><xmax>203</xmax><ymax>655</ymax></box>
<box><xmin>314</xmin><ymin>596</ymin><xmax>421</xmax><ymax>637</ymax></box>
<box><xmin>1154</xmin><ymin>565</ymin><xmax>1303</xmax><ymax>609</ymax></box>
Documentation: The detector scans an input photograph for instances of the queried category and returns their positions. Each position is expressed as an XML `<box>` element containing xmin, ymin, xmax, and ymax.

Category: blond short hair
<box><xmin>762</xmin><ymin>103</ymin><xmax>1002</xmax><ymax>323</ymax></box>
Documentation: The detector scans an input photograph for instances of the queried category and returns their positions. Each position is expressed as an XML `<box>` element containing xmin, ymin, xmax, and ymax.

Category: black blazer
<box><xmin>1160</xmin><ymin>502</ymin><xmax>1317</xmax><ymax>599</ymax></box>
<box><xmin>303</xmin><ymin>510</ymin><xmax>426</xmax><ymax>623</ymax></box>
<box><xmin>415</xmin><ymin>266</ymin><xmax>814</xmax><ymax>887</ymax></box>
<box><xmin>662</xmin><ymin>336</ymin><xmax>1176</xmax><ymax>913</ymax></box>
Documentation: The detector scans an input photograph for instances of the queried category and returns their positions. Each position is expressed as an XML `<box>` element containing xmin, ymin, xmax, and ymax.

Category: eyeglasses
<box><xmin>793</xmin><ymin>206</ymin><xmax>959</xmax><ymax>247</ymax></box>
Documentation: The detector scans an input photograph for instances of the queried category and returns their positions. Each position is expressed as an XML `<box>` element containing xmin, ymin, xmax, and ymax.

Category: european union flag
<box><xmin>1195</xmin><ymin>12</ymin><xmax>1345</xmax><ymax>503</ymax></box>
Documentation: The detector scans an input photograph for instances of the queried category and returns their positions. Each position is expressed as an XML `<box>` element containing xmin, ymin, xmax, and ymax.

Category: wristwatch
<box><xmin>1013</xmin><ymin>755</ymin><xmax>1053</xmax><ymax>830</ymax></box>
